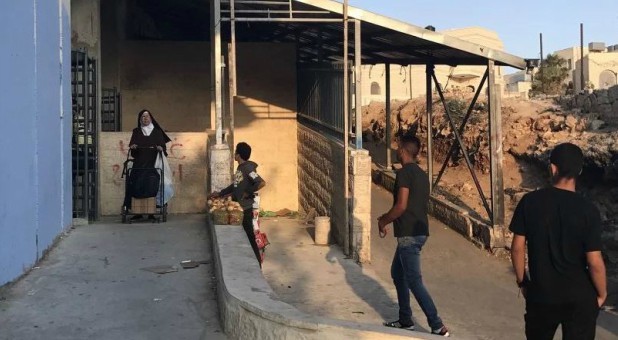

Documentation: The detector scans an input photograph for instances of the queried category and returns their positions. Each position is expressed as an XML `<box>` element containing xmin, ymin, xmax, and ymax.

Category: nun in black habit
<box><xmin>123</xmin><ymin>109</ymin><xmax>171</xmax><ymax>220</ymax></box>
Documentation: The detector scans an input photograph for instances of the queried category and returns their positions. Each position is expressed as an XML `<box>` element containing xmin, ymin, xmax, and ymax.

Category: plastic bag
<box><xmin>155</xmin><ymin>153</ymin><xmax>174</xmax><ymax>204</ymax></box>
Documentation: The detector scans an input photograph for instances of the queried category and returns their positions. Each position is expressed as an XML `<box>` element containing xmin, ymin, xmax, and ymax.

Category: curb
<box><xmin>208</xmin><ymin>218</ymin><xmax>448</xmax><ymax>339</ymax></box>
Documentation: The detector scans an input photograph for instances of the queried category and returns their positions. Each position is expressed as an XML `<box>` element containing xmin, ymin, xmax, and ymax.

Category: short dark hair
<box><xmin>399</xmin><ymin>135</ymin><xmax>421</xmax><ymax>158</ymax></box>
<box><xmin>550</xmin><ymin>143</ymin><xmax>583</xmax><ymax>179</ymax></box>
<box><xmin>235</xmin><ymin>142</ymin><xmax>252</xmax><ymax>161</ymax></box>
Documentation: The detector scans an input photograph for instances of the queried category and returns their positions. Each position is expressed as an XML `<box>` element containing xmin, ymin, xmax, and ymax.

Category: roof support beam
<box><xmin>354</xmin><ymin>18</ymin><xmax>362</xmax><ymax>149</ymax></box>
<box><xmin>488</xmin><ymin>59</ymin><xmax>505</xmax><ymax>233</ymax></box>
<box><xmin>432</xmin><ymin>71</ymin><xmax>493</xmax><ymax>219</ymax></box>
<box><xmin>433</xmin><ymin>70</ymin><xmax>488</xmax><ymax>189</ymax></box>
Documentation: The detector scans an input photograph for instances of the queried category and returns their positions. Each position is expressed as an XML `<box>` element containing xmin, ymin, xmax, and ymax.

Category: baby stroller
<box><xmin>121</xmin><ymin>147</ymin><xmax>167</xmax><ymax>223</ymax></box>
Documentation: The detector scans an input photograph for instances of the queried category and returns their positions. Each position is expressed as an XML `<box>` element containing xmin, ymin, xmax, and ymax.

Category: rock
<box><xmin>597</xmin><ymin>89</ymin><xmax>610</xmax><ymax>105</ymax></box>
<box><xmin>609</xmin><ymin>85</ymin><xmax>618</xmax><ymax>102</ymax></box>
<box><xmin>534</xmin><ymin>118</ymin><xmax>551</xmax><ymax>131</ymax></box>
<box><xmin>460</xmin><ymin>183</ymin><xmax>473</xmax><ymax>192</ymax></box>
<box><xmin>565</xmin><ymin>115</ymin><xmax>578</xmax><ymax>130</ymax></box>
<box><xmin>599</xmin><ymin>104</ymin><xmax>613</xmax><ymax>114</ymax></box>
<box><xmin>583</xmin><ymin>97</ymin><xmax>592</xmax><ymax>113</ymax></box>
<box><xmin>613</xmin><ymin>101</ymin><xmax>618</xmax><ymax>115</ymax></box>
<box><xmin>590</xmin><ymin>119</ymin><xmax>606</xmax><ymax>131</ymax></box>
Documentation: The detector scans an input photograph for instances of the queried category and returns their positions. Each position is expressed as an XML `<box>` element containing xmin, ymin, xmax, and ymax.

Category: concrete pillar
<box><xmin>350</xmin><ymin>149</ymin><xmax>372</xmax><ymax>263</ymax></box>
<box><xmin>209</xmin><ymin>144</ymin><xmax>232</xmax><ymax>193</ymax></box>
<box><xmin>208</xmin><ymin>0</ymin><xmax>231</xmax><ymax>193</ymax></box>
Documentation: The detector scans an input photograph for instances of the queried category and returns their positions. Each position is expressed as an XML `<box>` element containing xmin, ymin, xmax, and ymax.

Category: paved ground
<box><xmin>261</xmin><ymin>184</ymin><xmax>618</xmax><ymax>340</ymax></box>
<box><xmin>0</xmin><ymin>215</ymin><xmax>226</xmax><ymax>340</ymax></box>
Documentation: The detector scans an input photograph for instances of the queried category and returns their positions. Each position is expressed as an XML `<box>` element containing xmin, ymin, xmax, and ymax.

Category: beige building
<box><xmin>554</xmin><ymin>43</ymin><xmax>618</xmax><ymax>91</ymax></box>
<box><xmin>503</xmin><ymin>70</ymin><xmax>533</xmax><ymax>98</ymax></box>
<box><xmin>362</xmin><ymin>27</ymin><xmax>504</xmax><ymax>104</ymax></box>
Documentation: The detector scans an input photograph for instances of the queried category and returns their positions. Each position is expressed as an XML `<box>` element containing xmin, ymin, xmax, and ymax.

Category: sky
<box><xmin>346</xmin><ymin>0</ymin><xmax>618</xmax><ymax>60</ymax></box>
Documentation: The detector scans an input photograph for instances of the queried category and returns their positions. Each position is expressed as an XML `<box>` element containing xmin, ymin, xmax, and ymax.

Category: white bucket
<box><xmin>314</xmin><ymin>216</ymin><xmax>331</xmax><ymax>245</ymax></box>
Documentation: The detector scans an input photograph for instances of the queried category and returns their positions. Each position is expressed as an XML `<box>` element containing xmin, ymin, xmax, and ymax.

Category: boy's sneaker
<box><xmin>432</xmin><ymin>326</ymin><xmax>450</xmax><ymax>337</ymax></box>
<box><xmin>383</xmin><ymin>320</ymin><xmax>415</xmax><ymax>331</ymax></box>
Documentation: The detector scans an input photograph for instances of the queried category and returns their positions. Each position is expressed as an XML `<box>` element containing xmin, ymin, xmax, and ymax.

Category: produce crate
<box><xmin>228</xmin><ymin>210</ymin><xmax>244</xmax><ymax>225</ymax></box>
<box><xmin>212</xmin><ymin>209</ymin><xmax>229</xmax><ymax>225</ymax></box>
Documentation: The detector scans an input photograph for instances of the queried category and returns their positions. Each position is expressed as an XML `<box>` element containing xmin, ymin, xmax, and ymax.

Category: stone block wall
<box><xmin>297</xmin><ymin>125</ymin><xmax>372</xmax><ymax>262</ymax></box>
<box><xmin>298</xmin><ymin>125</ymin><xmax>346</xmax><ymax>247</ymax></box>
<box><xmin>99</xmin><ymin>132</ymin><xmax>209</xmax><ymax>215</ymax></box>
<box><xmin>564</xmin><ymin>85</ymin><xmax>618</xmax><ymax>124</ymax></box>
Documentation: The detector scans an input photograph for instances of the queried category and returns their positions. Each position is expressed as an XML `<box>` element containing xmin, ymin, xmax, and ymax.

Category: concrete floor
<box><xmin>0</xmin><ymin>215</ymin><xmax>226</xmax><ymax>340</ymax></box>
<box><xmin>261</xmin><ymin>184</ymin><xmax>618</xmax><ymax>340</ymax></box>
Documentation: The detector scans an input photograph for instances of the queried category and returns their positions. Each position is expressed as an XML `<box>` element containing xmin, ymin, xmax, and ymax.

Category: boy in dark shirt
<box><xmin>378</xmin><ymin>135</ymin><xmax>449</xmax><ymax>337</ymax></box>
<box><xmin>510</xmin><ymin>143</ymin><xmax>606</xmax><ymax>340</ymax></box>
<box><xmin>210</xmin><ymin>142</ymin><xmax>266</xmax><ymax>264</ymax></box>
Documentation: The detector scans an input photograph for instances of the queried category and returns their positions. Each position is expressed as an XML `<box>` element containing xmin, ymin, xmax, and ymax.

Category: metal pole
<box><xmin>354</xmin><ymin>19</ymin><xmax>362</xmax><ymax>149</ymax></box>
<box><xmin>488</xmin><ymin>60</ymin><xmax>504</xmax><ymax>229</ymax></box>
<box><xmin>580</xmin><ymin>23</ymin><xmax>585</xmax><ymax>91</ymax></box>
<box><xmin>229</xmin><ymin>0</ymin><xmax>237</xmax><ymax>155</ymax></box>
<box><xmin>539</xmin><ymin>33</ymin><xmax>545</xmax><ymax>93</ymax></box>
<box><xmin>426</xmin><ymin>64</ymin><xmax>434</xmax><ymax>193</ymax></box>
<box><xmin>214</xmin><ymin>0</ymin><xmax>223</xmax><ymax>145</ymax></box>
<box><xmin>385</xmin><ymin>63</ymin><xmax>392</xmax><ymax>168</ymax></box>
<box><xmin>343</xmin><ymin>0</ymin><xmax>351</xmax><ymax>256</ymax></box>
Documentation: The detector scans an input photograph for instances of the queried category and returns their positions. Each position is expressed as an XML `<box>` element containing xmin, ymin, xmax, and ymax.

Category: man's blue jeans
<box><xmin>391</xmin><ymin>235</ymin><xmax>443</xmax><ymax>330</ymax></box>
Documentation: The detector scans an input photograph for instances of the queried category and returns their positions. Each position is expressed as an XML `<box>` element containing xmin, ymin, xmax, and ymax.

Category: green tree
<box><xmin>531</xmin><ymin>54</ymin><xmax>570</xmax><ymax>95</ymax></box>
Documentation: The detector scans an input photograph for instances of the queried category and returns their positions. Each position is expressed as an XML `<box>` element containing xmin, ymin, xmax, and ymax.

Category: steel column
<box><xmin>343</xmin><ymin>0</ymin><xmax>351</xmax><ymax>256</ymax></box>
<box><xmin>229</xmin><ymin>0</ymin><xmax>237</xmax><ymax>153</ymax></box>
<box><xmin>488</xmin><ymin>60</ymin><xmax>505</xmax><ymax>228</ymax></box>
<box><xmin>426</xmin><ymin>65</ymin><xmax>434</xmax><ymax>192</ymax></box>
<box><xmin>354</xmin><ymin>19</ymin><xmax>362</xmax><ymax>149</ymax></box>
<box><xmin>385</xmin><ymin>63</ymin><xmax>391</xmax><ymax>168</ymax></box>
<box><xmin>214</xmin><ymin>0</ymin><xmax>224</xmax><ymax>145</ymax></box>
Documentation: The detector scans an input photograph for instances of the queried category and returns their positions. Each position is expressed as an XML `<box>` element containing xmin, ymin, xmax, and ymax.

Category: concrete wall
<box><xmin>233</xmin><ymin>43</ymin><xmax>299</xmax><ymax>212</ymax></box>
<box><xmin>113</xmin><ymin>41</ymin><xmax>212</xmax><ymax>132</ymax></box>
<box><xmin>297</xmin><ymin>125</ymin><xmax>346</xmax><ymax>246</ymax></box>
<box><xmin>98</xmin><ymin>132</ymin><xmax>209</xmax><ymax>215</ymax></box>
<box><xmin>212</xmin><ymin>224</ymin><xmax>438</xmax><ymax>340</ymax></box>
<box><xmin>100</xmin><ymin>0</ymin><xmax>212</xmax><ymax>132</ymax></box>
<box><xmin>0</xmin><ymin>0</ymin><xmax>72</xmax><ymax>286</ymax></box>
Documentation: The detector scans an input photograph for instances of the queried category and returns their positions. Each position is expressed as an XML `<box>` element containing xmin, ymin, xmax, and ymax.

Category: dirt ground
<box><xmin>362</xmin><ymin>93</ymin><xmax>618</xmax><ymax>306</ymax></box>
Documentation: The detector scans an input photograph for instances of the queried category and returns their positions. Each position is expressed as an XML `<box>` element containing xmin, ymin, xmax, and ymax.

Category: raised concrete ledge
<box><xmin>372</xmin><ymin>165</ymin><xmax>499</xmax><ymax>250</ymax></box>
<box><xmin>209</xmin><ymin>220</ymin><xmax>445</xmax><ymax>339</ymax></box>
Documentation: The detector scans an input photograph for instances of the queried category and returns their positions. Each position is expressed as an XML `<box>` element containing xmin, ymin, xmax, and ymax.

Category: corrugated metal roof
<box><xmin>221</xmin><ymin>0</ymin><xmax>526</xmax><ymax>69</ymax></box>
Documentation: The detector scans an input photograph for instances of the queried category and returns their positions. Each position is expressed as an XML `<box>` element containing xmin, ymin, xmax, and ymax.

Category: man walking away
<box><xmin>510</xmin><ymin>143</ymin><xmax>606</xmax><ymax>340</ymax></box>
<box><xmin>378</xmin><ymin>135</ymin><xmax>450</xmax><ymax>337</ymax></box>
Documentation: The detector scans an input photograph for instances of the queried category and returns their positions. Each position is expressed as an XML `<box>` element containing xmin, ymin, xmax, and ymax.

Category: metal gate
<box><xmin>102</xmin><ymin>88</ymin><xmax>121</xmax><ymax>132</ymax></box>
<box><xmin>71</xmin><ymin>50</ymin><xmax>98</xmax><ymax>220</ymax></box>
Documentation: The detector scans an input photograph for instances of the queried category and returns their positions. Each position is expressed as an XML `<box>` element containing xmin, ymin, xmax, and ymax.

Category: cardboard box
<box><xmin>132</xmin><ymin>197</ymin><xmax>156</xmax><ymax>214</ymax></box>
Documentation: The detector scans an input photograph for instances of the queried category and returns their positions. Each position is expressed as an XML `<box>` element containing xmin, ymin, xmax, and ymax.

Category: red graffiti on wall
<box><xmin>118</xmin><ymin>140</ymin><xmax>127</xmax><ymax>153</ymax></box>
<box><xmin>168</xmin><ymin>138</ymin><xmax>186</xmax><ymax>160</ymax></box>
<box><xmin>111</xmin><ymin>164</ymin><xmax>123</xmax><ymax>187</ymax></box>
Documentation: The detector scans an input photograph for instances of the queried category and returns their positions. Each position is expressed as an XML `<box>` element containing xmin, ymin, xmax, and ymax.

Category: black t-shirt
<box><xmin>393</xmin><ymin>162</ymin><xmax>430</xmax><ymax>237</ymax></box>
<box><xmin>509</xmin><ymin>187</ymin><xmax>602</xmax><ymax>304</ymax></box>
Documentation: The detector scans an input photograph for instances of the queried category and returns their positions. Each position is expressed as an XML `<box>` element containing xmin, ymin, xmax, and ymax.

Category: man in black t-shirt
<box><xmin>378</xmin><ymin>135</ymin><xmax>449</xmax><ymax>337</ymax></box>
<box><xmin>510</xmin><ymin>143</ymin><xmax>607</xmax><ymax>340</ymax></box>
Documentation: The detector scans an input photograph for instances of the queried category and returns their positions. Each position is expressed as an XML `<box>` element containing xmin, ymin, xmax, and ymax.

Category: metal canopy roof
<box><xmin>221</xmin><ymin>0</ymin><xmax>526</xmax><ymax>69</ymax></box>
